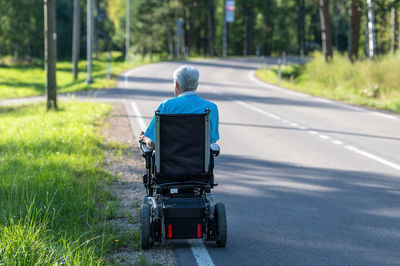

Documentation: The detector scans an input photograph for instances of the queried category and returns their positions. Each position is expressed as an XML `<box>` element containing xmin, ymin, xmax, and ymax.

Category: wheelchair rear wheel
<box><xmin>215</xmin><ymin>203</ymin><xmax>227</xmax><ymax>247</ymax></box>
<box><xmin>140</xmin><ymin>204</ymin><xmax>152</xmax><ymax>249</ymax></box>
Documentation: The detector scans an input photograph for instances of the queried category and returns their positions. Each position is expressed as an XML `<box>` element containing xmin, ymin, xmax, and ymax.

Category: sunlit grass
<box><xmin>0</xmin><ymin>52</ymin><xmax>165</xmax><ymax>99</ymax></box>
<box><xmin>256</xmin><ymin>52</ymin><xmax>400</xmax><ymax>113</ymax></box>
<box><xmin>0</xmin><ymin>101</ymin><xmax>124</xmax><ymax>264</ymax></box>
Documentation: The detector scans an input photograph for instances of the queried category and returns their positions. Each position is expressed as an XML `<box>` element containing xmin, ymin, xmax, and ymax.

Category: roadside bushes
<box><xmin>256</xmin><ymin>52</ymin><xmax>400</xmax><ymax>113</ymax></box>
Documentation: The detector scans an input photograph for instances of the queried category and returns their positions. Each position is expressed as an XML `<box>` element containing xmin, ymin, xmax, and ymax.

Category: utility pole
<box><xmin>72</xmin><ymin>0</ymin><xmax>80</xmax><ymax>80</ymax></box>
<box><xmin>44</xmin><ymin>0</ymin><xmax>58</xmax><ymax>110</ymax></box>
<box><xmin>86</xmin><ymin>0</ymin><xmax>93</xmax><ymax>84</ymax></box>
<box><xmin>391</xmin><ymin>5</ymin><xmax>398</xmax><ymax>54</ymax></box>
<box><xmin>367</xmin><ymin>0</ymin><xmax>376</xmax><ymax>59</ymax></box>
<box><xmin>222</xmin><ymin>0</ymin><xmax>227</xmax><ymax>58</ymax></box>
<box><xmin>126</xmin><ymin>0</ymin><xmax>130</xmax><ymax>64</ymax></box>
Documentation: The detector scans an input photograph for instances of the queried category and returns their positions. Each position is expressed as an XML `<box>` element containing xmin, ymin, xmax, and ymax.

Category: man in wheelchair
<box><xmin>138</xmin><ymin>65</ymin><xmax>227</xmax><ymax>249</ymax></box>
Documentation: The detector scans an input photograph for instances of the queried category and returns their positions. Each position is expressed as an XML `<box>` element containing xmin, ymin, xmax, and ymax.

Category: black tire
<box><xmin>140</xmin><ymin>204</ymin><xmax>152</xmax><ymax>249</ymax></box>
<box><xmin>215</xmin><ymin>203</ymin><xmax>227</xmax><ymax>247</ymax></box>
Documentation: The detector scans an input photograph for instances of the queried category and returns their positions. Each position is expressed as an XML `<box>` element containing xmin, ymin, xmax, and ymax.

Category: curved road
<box><xmin>110</xmin><ymin>58</ymin><xmax>400</xmax><ymax>265</ymax></box>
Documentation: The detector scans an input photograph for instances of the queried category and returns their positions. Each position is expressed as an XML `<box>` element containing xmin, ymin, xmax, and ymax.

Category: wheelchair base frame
<box><xmin>140</xmin><ymin>187</ymin><xmax>226</xmax><ymax>249</ymax></box>
<box><xmin>139</xmin><ymin>140</ymin><xmax>226</xmax><ymax>249</ymax></box>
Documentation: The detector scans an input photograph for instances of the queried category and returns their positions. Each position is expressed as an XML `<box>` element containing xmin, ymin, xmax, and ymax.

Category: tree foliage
<box><xmin>0</xmin><ymin>0</ymin><xmax>399</xmax><ymax>61</ymax></box>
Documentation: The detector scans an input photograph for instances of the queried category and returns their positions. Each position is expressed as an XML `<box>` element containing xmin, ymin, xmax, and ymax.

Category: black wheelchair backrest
<box><xmin>155</xmin><ymin>110</ymin><xmax>210</xmax><ymax>183</ymax></box>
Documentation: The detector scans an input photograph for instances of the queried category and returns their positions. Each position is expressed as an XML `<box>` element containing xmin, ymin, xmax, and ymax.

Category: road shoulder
<box><xmin>102</xmin><ymin>103</ymin><xmax>176</xmax><ymax>265</ymax></box>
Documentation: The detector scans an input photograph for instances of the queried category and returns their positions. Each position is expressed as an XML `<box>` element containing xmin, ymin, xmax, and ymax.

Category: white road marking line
<box><xmin>371</xmin><ymin>111</ymin><xmax>397</xmax><ymax>120</ymax></box>
<box><xmin>291</xmin><ymin>123</ymin><xmax>299</xmax><ymax>127</ymax></box>
<box><xmin>298</xmin><ymin>126</ymin><xmax>308</xmax><ymax>130</ymax></box>
<box><xmin>122</xmin><ymin>65</ymin><xmax>151</xmax><ymax>88</ymax></box>
<box><xmin>345</xmin><ymin>146</ymin><xmax>400</xmax><ymax>172</ymax></box>
<box><xmin>131</xmin><ymin>101</ymin><xmax>147</xmax><ymax>131</ymax></box>
<box><xmin>314</xmin><ymin>98</ymin><xmax>333</xmax><ymax>104</ymax></box>
<box><xmin>331</xmin><ymin>140</ymin><xmax>343</xmax><ymax>145</ymax></box>
<box><xmin>213</xmin><ymin>89</ymin><xmax>223</xmax><ymax>95</ymax></box>
<box><xmin>233</xmin><ymin>97</ymin><xmax>400</xmax><ymax>173</ymax></box>
<box><xmin>248</xmin><ymin>71</ymin><xmax>310</xmax><ymax>98</ymax></box>
<box><xmin>234</xmin><ymin>99</ymin><xmax>282</xmax><ymax>120</ymax></box>
<box><xmin>189</xmin><ymin>240</ymin><xmax>215</xmax><ymax>266</ymax></box>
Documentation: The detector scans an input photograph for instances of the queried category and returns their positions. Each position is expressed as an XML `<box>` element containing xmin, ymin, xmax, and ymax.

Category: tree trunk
<box><xmin>348</xmin><ymin>0</ymin><xmax>362</xmax><ymax>61</ymax></box>
<box><xmin>207</xmin><ymin>0</ymin><xmax>215</xmax><ymax>57</ymax></box>
<box><xmin>125</xmin><ymin>0</ymin><xmax>130</xmax><ymax>63</ymax></box>
<box><xmin>166</xmin><ymin>0</ymin><xmax>173</xmax><ymax>58</ymax></box>
<box><xmin>297</xmin><ymin>0</ymin><xmax>305</xmax><ymax>56</ymax></box>
<box><xmin>263</xmin><ymin>0</ymin><xmax>273</xmax><ymax>56</ymax></box>
<box><xmin>13</xmin><ymin>45</ymin><xmax>19</xmax><ymax>61</ymax></box>
<box><xmin>333</xmin><ymin>0</ymin><xmax>339</xmax><ymax>49</ymax></box>
<box><xmin>150</xmin><ymin>35</ymin><xmax>153</xmax><ymax>62</ymax></box>
<box><xmin>44</xmin><ymin>0</ymin><xmax>57</xmax><ymax>110</ymax></box>
<box><xmin>319</xmin><ymin>0</ymin><xmax>333</xmax><ymax>62</ymax></box>
<box><xmin>247</xmin><ymin>7</ymin><xmax>254</xmax><ymax>55</ymax></box>
<box><xmin>366</xmin><ymin>0</ymin><xmax>376</xmax><ymax>59</ymax></box>
<box><xmin>93</xmin><ymin>0</ymin><xmax>98</xmax><ymax>57</ymax></box>
<box><xmin>392</xmin><ymin>6</ymin><xmax>398</xmax><ymax>54</ymax></box>
<box><xmin>187</xmin><ymin>3</ymin><xmax>194</xmax><ymax>53</ymax></box>
<box><xmin>243</xmin><ymin>4</ymin><xmax>254</xmax><ymax>56</ymax></box>
<box><xmin>310</xmin><ymin>5</ymin><xmax>321</xmax><ymax>45</ymax></box>
<box><xmin>72</xmin><ymin>0</ymin><xmax>80</xmax><ymax>80</ymax></box>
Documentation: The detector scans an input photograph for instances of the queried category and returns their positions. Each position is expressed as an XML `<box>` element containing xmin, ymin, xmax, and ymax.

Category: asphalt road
<box><xmin>115</xmin><ymin>57</ymin><xmax>400</xmax><ymax>266</ymax></box>
<box><xmin>94</xmin><ymin>58</ymin><xmax>400</xmax><ymax>265</ymax></box>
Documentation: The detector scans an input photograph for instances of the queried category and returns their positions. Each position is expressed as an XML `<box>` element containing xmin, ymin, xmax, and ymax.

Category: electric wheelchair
<box><xmin>139</xmin><ymin>109</ymin><xmax>227</xmax><ymax>249</ymax></box>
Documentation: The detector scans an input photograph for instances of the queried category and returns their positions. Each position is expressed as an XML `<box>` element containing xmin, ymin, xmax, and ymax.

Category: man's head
<box><xmin>173</xmin><ymin>65</ymin><xmax>199</xmax><ymax>97</ymax></box>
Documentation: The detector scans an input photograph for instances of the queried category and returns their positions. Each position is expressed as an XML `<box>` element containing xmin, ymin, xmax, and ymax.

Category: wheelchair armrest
<box><xmin>140</xmin><ymin>143</ymin><xmax>153</xmax><ymax>158</ymax></box>
<box><xmin>210</xmin><ymin>143</ymin><xmax>220</xmax><ymax>157</ymax></box>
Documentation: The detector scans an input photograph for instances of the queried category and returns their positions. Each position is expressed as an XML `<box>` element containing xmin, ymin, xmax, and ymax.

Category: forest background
<box><xmin>1</xmin><ymin>0</ymin><xmax>399</xmax><ymax>61</ymax></box>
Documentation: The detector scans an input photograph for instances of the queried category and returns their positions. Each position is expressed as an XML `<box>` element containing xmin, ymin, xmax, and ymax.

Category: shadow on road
<box><xmin>220</xmin><ymin>121</ymin><xmax>400</xmax><ymax>142</ymax></box>
<box><xmin>206</xmin><ymin>154</ymin><xmax>400</xmax><ymax>265</ymax></box>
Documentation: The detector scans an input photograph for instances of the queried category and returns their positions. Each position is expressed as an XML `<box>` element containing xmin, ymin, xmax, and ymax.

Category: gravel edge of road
<box><xmin>102</xmin><ymin>103</ymin><xmax>177</xmax><ymax>266</ymax></box>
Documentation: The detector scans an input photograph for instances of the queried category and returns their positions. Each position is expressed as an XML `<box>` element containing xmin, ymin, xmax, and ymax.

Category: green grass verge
<box><xmin>0</xmin><ymin>101</ymin><xmax>128</xmax><ymax>264</ymax></box>
<box><xmin>256</xmin><ymin>52</ymin><xmax>400</xmax><ymax>113</ymax></box>
<box><xmin>0</xmin><ymin>52</ymin><xmax>165</xmax><ymax>99</ymax></box>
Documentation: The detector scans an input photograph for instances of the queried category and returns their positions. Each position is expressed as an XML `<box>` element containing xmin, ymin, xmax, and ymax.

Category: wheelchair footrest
<box><xmin>163</xmin><ymin>198</ymin><xmax>206</xmax><ymax>239</ymax></box>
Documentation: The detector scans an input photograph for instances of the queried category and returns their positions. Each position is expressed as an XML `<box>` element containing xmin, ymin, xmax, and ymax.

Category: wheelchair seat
<box><xmin>139</xmin><ymin>109</ymin><xmax>227</xmax><ymax>249</ymax></box>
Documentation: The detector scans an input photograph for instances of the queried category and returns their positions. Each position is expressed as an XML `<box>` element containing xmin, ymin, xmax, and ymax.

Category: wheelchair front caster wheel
<box><xmin>215</xmin><ymin>203</ymin><xmax>227</xmax><ymax>247</ymax></box>
<box><xmin>140</xmin><ymin>204</ymin><xmax>153</xmax><ymax>249</ymax></box>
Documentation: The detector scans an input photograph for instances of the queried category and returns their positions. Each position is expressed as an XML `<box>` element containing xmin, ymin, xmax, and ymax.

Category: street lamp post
<box><xmin>223</xmin><ymin>0</ymin><xmax>235</xmax><ymax>58</ymax></box>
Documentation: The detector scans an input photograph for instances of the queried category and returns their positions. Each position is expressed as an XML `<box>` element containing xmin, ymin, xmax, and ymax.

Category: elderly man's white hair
<box><xmin>173</xmin><ymin>65</ymin><xmax>199</xmax><ymax>91</ymax></box>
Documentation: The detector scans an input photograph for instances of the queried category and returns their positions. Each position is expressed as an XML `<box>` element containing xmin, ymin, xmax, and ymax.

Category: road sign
<box><xmin>225</xmin><ymin>0</ymin><xmax>235</xmax><ymax>23</ymax></box>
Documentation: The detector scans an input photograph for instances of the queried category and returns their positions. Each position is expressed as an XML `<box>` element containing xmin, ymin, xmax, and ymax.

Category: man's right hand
<box><xmin>139</xmin><ymin>131</ymin><xmax>155</xmax><ymax>150</ymax></box>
